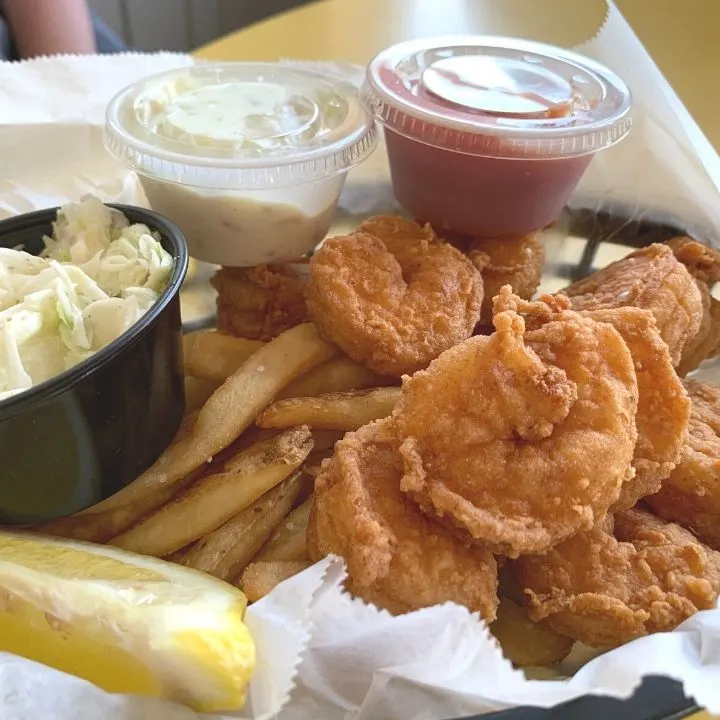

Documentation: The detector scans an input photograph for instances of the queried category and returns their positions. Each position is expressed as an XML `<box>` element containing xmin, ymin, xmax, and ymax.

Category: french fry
<box><xmin>182</xmin><ymin>472</ymin><xmax>303</xmax><ymax>581</ymax></box>
<box><xmin>240</xmin><ymin>560</ymin><xmax>312</xmax><ymax>602</ymax></box>
<box><xmin>209</xmin><ymin>426</ymin><xmax>280</xmax><ymax>469</ymax></box>
<box><xmin>175</xmin><ymin>409</ymin><xmax>200</xmax><ymax>443</ymax></box>
<box><xmin>490</xmin><ymin>598</ymin><xmax>574</xmax><ymax>667</ymax></box>
<box><xmin>38</xmin><ymin>324</ymin><xmax>334</xmax><ymax>543</ymax></box>
<box><xmin>257</xmin><ymin>387</ymin><xmax>401</xmax><ymax>431</ymax></box>
<box><xmin>110</xmin><ymin>428</ymin><xmax>313</xmax><ymax>557</ymax></box>
<box><xmin>184</xmin><ymin>376</ymin><xmax>221</xmax><ymax>413</ymax></box>
<box><xmin>255</xmin><ymin>495</ymin><xmax>313</xmax><ymax>562</ymax></box>
<box><xmin>165</xmin><ymin>544</ymin><xmax>195</xmax><ymax>564</ymax></box>
<box><xmin>276</xmin><ymin>356</ymin><xmax>391</xmax><ymax>399</ymax></box>
<box><xmin>183</xmin><ymin>330</ymin><xmax>264</xmax><ymax>382</ymax></box>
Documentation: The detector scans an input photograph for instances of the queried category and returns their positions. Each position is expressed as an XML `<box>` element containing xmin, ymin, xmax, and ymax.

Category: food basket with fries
<box><xmin>2</xmin><ymin>1</ymin><xmax>720</xmax><ymax>719</ymax></box>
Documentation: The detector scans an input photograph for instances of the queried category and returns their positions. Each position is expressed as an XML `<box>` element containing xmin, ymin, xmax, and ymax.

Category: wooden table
<box><xmin>196</xmin><ymin>0</ymin><xmax>720</xmax><ymax>153</ymax></box>
<box><xmin>196</xmin><ymin>3</ymin><xmax>719</xmax><ymax>719</ymax></box>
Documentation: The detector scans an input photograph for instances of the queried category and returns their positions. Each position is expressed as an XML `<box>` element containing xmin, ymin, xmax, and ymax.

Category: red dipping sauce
<box><xmin>361</xmin><ymin>36</ymin><xmax>632</xmax><ymax>238</ymax></box>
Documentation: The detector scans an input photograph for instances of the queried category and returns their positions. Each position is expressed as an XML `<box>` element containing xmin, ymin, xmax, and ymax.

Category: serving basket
<box><xmin>177</xmin><ymin>197</ymin><xmax>715</xmax><ymax>720</ymax></box>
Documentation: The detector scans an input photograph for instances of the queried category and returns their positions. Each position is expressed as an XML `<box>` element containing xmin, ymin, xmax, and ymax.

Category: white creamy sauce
<box><xmin>148</xmin><ymin>81</ymin><xmax>321</xmax><ymax>150</ymax></box>
<box><xmin>129</xmin><ymin>75</ymin><xmax>353</xmax><ymax>266</ymax></box>
<box><xmin>141</xmin><ymin>177</ymin><xmax>337</xmax><ymax>267</ymax></box>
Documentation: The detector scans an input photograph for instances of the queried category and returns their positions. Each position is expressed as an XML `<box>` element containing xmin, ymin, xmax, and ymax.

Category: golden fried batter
<box><xmin>307</xmin><ymin>418</ymin><xmax>499</xmax><ymax>619</ymax></box>
<box><xmin>211</xmin><ymin>264</ymin><xmax>308</xmax><ymax>341</ymax></box>
<box><xmin>394</xmin><ymin>289</ymin><xmax>638</xmax><ymax>557</ymax></box>
<box><xmin>468</xmin><ymin>234</ymin><xmax>545</xmax><ymax>325</ymax></box>
<box><xmin>646</xmin><ymin>380</ymin><xmax>720</xmax><ymax>549</ymax></box>
<box><xmin>358</xmin><ymin>215</ymin><xmax>437</xmax><ymax>246</ymax></box>
<box><xmin>667</xmin><ymin>238</ymin><xmax>720</xmax><ymax>376</ymax></box>
<box><xmin>667</xmin><ymin>237</ymin><xmax>720</xmax><ymax>285</ymax></box>
<box><xmin>306</xmin><ymin>230</ymin><xmax>483</xmax><ymax>377</ymax></box>
<box><xmin>563</xmin><ymin>244</ymin><xmax>703</xmax><ymax>366</ymax></box>
<box><xmin>516</xmin><ymin>508</ymin><xmax>720</xmax><ymax>648</ymax></box>
<box><xmin>580</xmin><ymin>308</ymin><xmax>690</xmax><ymax>511</ymax></box>
<box><xmin>678</xmin><ymin>295</ymin><xmax>720</xmax><ymax>378</ymax></box>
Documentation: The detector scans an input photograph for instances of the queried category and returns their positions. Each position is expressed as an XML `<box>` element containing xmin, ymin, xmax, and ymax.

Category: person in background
<box><xmin>1</xmin><ymin>0</ymin><xmax>126</xmax><ymax>60</ymax></box>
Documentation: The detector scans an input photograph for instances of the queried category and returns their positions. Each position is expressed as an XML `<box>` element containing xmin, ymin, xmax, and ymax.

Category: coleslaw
<box><xmin>0</xmin><ymin>197</ymin><xmax>174</xmax><ymax>402</ymax></box>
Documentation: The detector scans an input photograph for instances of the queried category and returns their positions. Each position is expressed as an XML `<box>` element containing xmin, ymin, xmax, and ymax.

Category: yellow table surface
<box><xmin>196</xmin><ymin>0</ymin><xmax>720</xmax><ymax>153</ymax></box>
<box><xmin>196</xmin><ymin>2</ymin><xmax>719</xmax><ymax>718</ymax></box>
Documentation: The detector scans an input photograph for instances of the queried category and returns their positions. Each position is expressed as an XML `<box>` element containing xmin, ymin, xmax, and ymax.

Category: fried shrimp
<box><xmin>468</xmin><ymin>233</ymin><xmax>545</xmax><ymax>325</ymax></box>
<box><xmin>358</xmin><ymin>215</ymin><xmax>437</xmax><ymax>246</ymax></box>
<box><xmin>212</xmin><ymin>264</ymin><xmax>308</xmax><ymax>341</ymax></box>
<box><xmin>666</xmin><ymin>237</ymin><xmax>720</xmax><ymax>376</ymax></box>
<box><xmin>579</xmin><ymin>307</ymin><xmax>690</xmax><ymax>511</ymax></box>
<box><xmin>306</xmin><ymin>226</ymin><xmax>483</xmax><ymax>377</ymax></box>
<box><xmin>307</xmin><ymin>418</ymin><xmax>499</xmax><ymax>620</ymax></box>
<box><xmin>499</xmin><ymin>297</ymin><xmax>689</xmax><ymax>510</ymax></box>
<box><xmin>563</xmin><ymin>244</ymin><xmax>703</xmax><ymax>366</ymax></box>
<box><xmin>667</xmin><ymin>236</ymin><xmax>720</xmax><ymax>286</ymax></box>
<box><xmin>678</xmin><ymin>296</ymin><xmax>720</xmax><ymax>377</ymax></box>
<box><xmin>516</xmin><ymin>508</ymin><xmax>720</xmax><ymax>648</ymax></box>
<box><xmin>394</xmin><ymin>289</ymin><xmax>638</xmax><ymax>557</ymax></box>
<box><xmin>646</xmin><ymin>380</ymin><xmax>720</xmax><ymax>550</ymax></box>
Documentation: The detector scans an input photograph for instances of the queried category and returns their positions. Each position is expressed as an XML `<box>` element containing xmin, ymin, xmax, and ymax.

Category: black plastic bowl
<box><xmin>0</xmin><ymin>204</ymin><xmax>188</xmax><ymax>524</ymax></box>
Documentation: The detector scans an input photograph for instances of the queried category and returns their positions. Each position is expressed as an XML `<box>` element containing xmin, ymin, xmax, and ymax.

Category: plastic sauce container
<box><xmin>105</xmin><ymin>63</ymin><xmax>378</xmax><ymax>266</ymax></box>
<box><xmin>361</xmin><ymin>36</ymin><xmax>632</xmax><ymax>238</ymax></box>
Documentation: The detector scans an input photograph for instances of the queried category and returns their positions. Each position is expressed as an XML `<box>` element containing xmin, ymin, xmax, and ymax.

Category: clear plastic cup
<box><xmin>105</xmin><ymin>63</ymin><xmax>378</xmax><ymax>266</ymax></box>
<box><xmin>361</xmin><ymin>36</ymin><xmax>632</xmax><ymax>239</ymax></box>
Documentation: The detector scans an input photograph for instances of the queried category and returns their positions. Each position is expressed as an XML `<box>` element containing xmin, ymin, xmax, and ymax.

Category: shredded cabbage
<box><xmin>0</xmin><ymin>196</ymin><xmax>174</xmax><ymax>400</ymax></box>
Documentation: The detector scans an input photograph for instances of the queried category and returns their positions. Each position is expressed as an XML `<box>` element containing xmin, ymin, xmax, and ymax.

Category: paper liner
<box><xmin>2</xmin><ymin>2</ymin><xmax>720</xmax><ymax>715</ymax></box>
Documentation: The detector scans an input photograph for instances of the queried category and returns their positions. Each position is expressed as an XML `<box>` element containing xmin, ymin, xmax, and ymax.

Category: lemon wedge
<box><xmin>0</xmin><ymin>529</ymin><xmax>255</xmax><ymax>712</ymax></box>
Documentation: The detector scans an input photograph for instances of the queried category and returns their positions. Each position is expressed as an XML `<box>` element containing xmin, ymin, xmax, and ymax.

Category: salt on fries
<box><xmin>180</xmin><ymin>472</ymin><xmax>304</xmax><ymax>581</ymax></box>
<box><xmin>110</xmin><ymin>428</ymin><xmax>313</xmax><ymax>557</ymax></box>
<box><xmin>38</xmin><ymin>324</ymin><xmax>335</xmax><ymax>542</ymax></box>
<box><xmin>257</xmin><ymin>387</ymin><xmax>402</xmax><ymax>431</ymax></box>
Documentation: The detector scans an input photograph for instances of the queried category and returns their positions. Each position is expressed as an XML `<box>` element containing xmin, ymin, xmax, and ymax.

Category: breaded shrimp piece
<box><xmin>667</xmin><ymin>237</ymin><xmax>720</xmax><ymax>376</ymax></box>
<box><xmin>579</xmin><ymin>308</ymin><xmax>690</xmax><ymax>511</ymax></box>
<box><xmin>307</xmin><ymin>418</ymin><xmax>499</xmax><ymax>620</ymax></box>
<box><xmin>519</xmin><ymin>299</ymin><xmax>689</xmax><ymax>509</ymax></box>
<box><xmin>563</xmin><ymin>244</ymin><xmax>703</xmax><ymax>366</ymax></box>
<box><xmin>678</xmin><ymin>297</ymin><xmax>720</xmax><ymax>377</ymax></box>
<box><xmin>646</xmin><ymin>380</ymin><xmax>720</xmax><ymax>550</ymax></box>
<box><xmin>394</xmin><ymin>289</ymin><xmax>638</xmax><ymax>557</ymax></box>
<box><xmin>358</xmin><ymin>215</ymin><xmax>437</xmax><ymax>246</ymax></box>
<box><xmin>516</xmin><ymin>508</ymin><xmax>720</xmax><ymax>648</ymax></box>
<box><xmin>306</xmin><ymin>230</ymin><xmax>483</xmax><ymax>377</ymax></box>
<box><xmin>468</xmin><ymin>233</ymin><xmax>545</xmax><ymax>325</ymax></box>
<box><xmin>211</xmin><ymin>264</ymin><xmax>308</xmax><ymax>341</ymax></box>
<box><xmin>667</xmin><ymin>236</ymin><xmax>720</xmax><ymax>285</ymax></box>
<box><xmin>360</xmin><ymin>217</ymin><xmax>543</xmax><ymax>323</ymax></box>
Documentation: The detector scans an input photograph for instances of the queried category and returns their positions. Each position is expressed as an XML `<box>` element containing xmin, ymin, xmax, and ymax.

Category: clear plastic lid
<box><xmin>361</xmin><ymin>36</ymin><xmax>632</xmax><ymax>159</ymax></box>
<box><xmin>105</xmin><ymin>63</ymin><xmax>378</xmax><ymax>189</ymax></box>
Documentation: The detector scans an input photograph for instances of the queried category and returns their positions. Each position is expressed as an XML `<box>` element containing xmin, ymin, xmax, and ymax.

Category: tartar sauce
<box><xmin>105</xmin><ymin>63</ymin><xmax>378</xmax><ymax>266</ymax></box>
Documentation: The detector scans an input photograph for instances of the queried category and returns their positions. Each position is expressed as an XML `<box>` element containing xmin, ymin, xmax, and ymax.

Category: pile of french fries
<box><xmin>37</xmin><ymin>323</ymin><xmax>580</xmax><ymax>667</ymax></box>
<box><xmin>38</xmin><ymin>324</ymin><xmax>400</xmax><ymax>603</ymax></box>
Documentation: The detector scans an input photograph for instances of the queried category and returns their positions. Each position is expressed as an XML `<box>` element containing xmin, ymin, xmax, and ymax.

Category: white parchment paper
<box><xmin>1</xmin><ymin>1</ymin><xmax>720</xmax><ymax>717</ymax></box>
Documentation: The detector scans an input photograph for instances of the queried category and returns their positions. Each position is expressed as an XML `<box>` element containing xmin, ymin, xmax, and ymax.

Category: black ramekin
<box><xmin>0</xmin><ymin>204</ymin><xmax>188</xmax><ymax>524</ymax></box>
